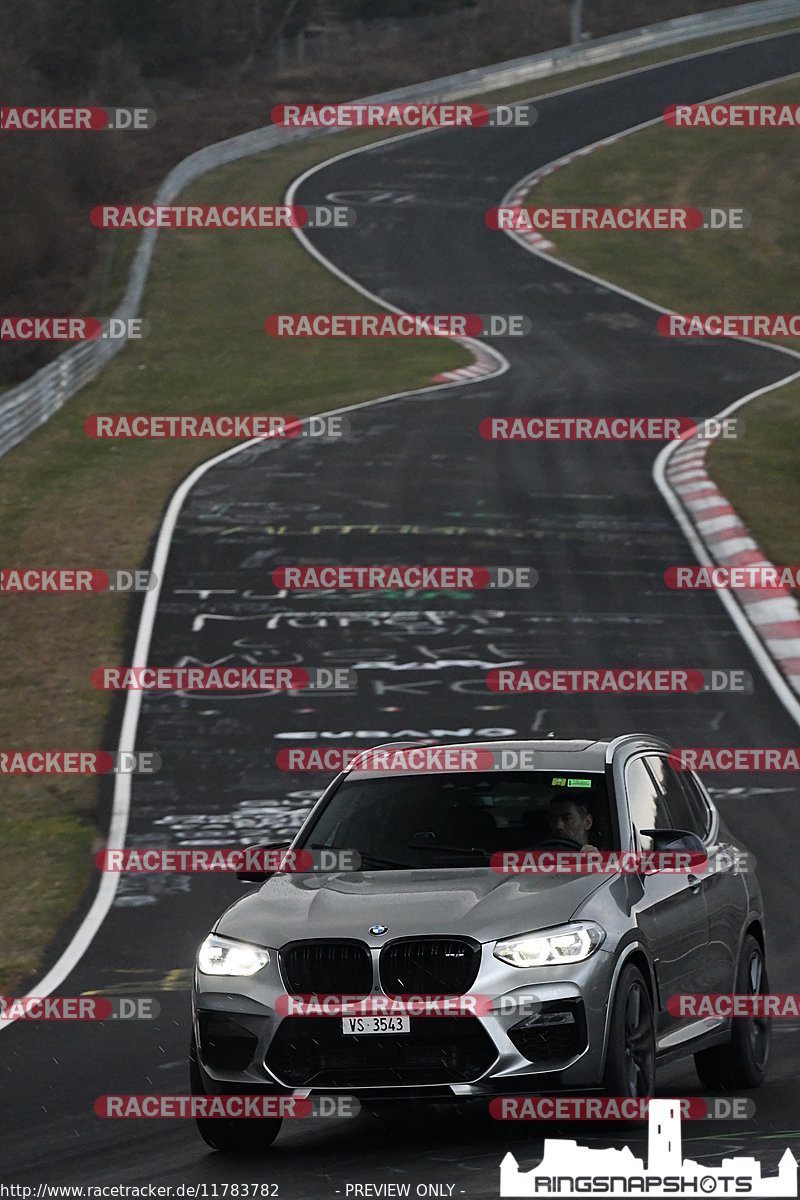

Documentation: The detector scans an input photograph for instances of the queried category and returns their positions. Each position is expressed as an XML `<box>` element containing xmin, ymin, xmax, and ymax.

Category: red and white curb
<box><xmin>503</xmin><ymin>134</ymin><xmax>628</xmax><ymax>255</ymax></box>
<box><xmin>430</xmin><ymin>144</ymin><xmax>622</xmax><ymax>383</ymax></box>
<box><xmin>433</xmin><ymin>142</ymin><xmax>625</xmax><ymax>382</ymax></box>
<box><xmin>665</xmin><ymin>433</ymin><xmax>800</xmax><ymax>692</ymax></box>
<box><xmin>432</xmin><ymin>341</ymin><xmax>500</xmax><ymax>383</ymax></box>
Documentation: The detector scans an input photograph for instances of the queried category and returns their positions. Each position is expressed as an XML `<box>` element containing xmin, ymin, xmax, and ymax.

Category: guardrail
<box><xmin>2</xmin><ymin>0</ymin><xmax>798</xmax><ymax>461</ymax></box>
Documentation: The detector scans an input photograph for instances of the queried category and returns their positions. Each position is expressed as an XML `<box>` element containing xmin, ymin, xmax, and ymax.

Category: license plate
<box><xmin>341</xmin><ymin>1015</ymin><xmax>410</xmax><ymax>1035</ymax></box>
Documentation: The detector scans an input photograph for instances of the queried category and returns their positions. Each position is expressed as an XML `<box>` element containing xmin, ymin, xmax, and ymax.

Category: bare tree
<box><xmin>239</xmin><ymin>0</ymin><xmax>304</xmax><ymax>75</ymax></box>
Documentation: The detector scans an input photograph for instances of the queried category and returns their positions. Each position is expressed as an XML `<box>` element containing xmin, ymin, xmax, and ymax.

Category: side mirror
<box><xmin>640</xmin><ymin>828</ymin><xmax>705</xmax><ymax>854</ymax></box>
<box><xmin>236</xmin><ymin>841</ymin><xmax>293</xmax><ymax>883</ymax></box>
<box><xmin>638</xmin><ymin>828</ymin><xmax>707</xmax><ymax>874</ymax></box>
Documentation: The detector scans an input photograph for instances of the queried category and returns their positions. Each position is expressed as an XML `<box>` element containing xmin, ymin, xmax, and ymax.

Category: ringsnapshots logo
<box><xmin>499</xmin><ymin>1098</ymin><xmax>798</xmax><ymax>1196</ymax></box>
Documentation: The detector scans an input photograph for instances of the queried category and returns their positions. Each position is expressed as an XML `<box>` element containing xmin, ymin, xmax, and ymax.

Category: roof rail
<box><xmin>604</xmin><ymin>732</ymin><xmax>670</xmax><ymax>764</ymax></box>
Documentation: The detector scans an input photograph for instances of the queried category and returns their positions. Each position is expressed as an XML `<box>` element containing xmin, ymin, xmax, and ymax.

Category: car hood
<box><xmin>215</xmin><ymin>868</ymin><xmax>607</xmax><ymax>946</ymax></box>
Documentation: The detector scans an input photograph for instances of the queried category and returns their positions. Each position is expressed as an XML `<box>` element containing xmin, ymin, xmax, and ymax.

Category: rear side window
<box><xmin>645</xmin><ymin>755</ymin><xmax>709</xmax><ymax>839</ymax></box>
<box><xmin>624</xmin><ymin>757</ymin><xmax>671</xmax><ymax>850</ymax></box>
<box><xmin>680</xmin><ymin>771</ymin><xmax>713</xmax><ymax>836</ymax></box>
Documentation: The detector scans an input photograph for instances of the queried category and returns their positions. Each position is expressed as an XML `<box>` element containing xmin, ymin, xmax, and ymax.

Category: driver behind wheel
<box><xmin>548</xmin><ymin>795</ymin><xmax>599</xmax><ymax>851</ymax></box>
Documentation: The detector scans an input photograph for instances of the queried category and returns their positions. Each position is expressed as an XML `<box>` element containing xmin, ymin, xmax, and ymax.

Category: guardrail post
<box><xmin>570</xmin><ymin>0</ymin><xmax>585</xmax><ymax>45</ymax></box>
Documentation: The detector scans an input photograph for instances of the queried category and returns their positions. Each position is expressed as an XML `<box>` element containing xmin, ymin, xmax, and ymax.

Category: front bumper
<box><xmin>192</xmin><ymin>941</ymin><xmax>617</xmax><ymax>1097</ymax></box>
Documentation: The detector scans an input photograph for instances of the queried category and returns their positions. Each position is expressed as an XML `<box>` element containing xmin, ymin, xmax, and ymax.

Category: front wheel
<box><xmin>603</xmin><ymin>964</ymin><xmax>656</xmax><ymax>1099</ymax></box>
<box><xmin>189</xmin><ymin>1031</ymin><xmax>283</xmax><ymax>1153</ymax></box>
<box><xmin>694</xmin><ymin>933</ymin><xmax>770</xmax><ymax>1090</ymax></box>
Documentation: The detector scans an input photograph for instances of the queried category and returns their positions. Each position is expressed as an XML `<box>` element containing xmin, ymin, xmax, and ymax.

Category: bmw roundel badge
<box><xmin>369</xmin><ymin>924</ymin><xmax>388</xmax><ymax>936</ymax></box>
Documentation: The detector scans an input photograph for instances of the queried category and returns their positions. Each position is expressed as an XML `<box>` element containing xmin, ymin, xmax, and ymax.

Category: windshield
<box><xmin>296</xmin><ymin>770</ymin><xmax>613</xmax><ymax>869</ymax></box>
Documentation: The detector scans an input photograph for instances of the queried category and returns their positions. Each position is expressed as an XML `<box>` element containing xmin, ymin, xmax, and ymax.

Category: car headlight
<box><xmin>197</xmin><ymin>933</ymin><xmax>271</xmax><ymax>977</ymax></box>
<box><xmin>493</xmin><ymin>922</ymin><xmax>605</xmax><ymax>968</ymax></box>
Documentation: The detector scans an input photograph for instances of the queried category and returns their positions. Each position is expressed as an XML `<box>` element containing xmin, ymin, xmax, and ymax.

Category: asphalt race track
<box><xmin>4</xmin><ymin>29</ymin><xmax>800</xmax><ymax>1195</ymax></box>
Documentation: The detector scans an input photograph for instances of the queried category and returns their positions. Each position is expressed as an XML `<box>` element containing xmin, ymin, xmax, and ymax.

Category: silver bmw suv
<box><xmin>190</xmin><ymin>734</ymin><xmax>769</xmax><ymax>1152</ymax></box>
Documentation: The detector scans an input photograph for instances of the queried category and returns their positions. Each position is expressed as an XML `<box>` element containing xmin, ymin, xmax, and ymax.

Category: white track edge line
<box><xmin>654</xmin><ymin>369</ymin><xmax>800</xmax><ymax>727</ymax></box>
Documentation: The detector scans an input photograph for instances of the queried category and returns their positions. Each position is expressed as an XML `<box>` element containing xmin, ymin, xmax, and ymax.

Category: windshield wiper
<box><xmin>407</xmin><ymin>842</ymin><xmax>488</xmax><ymax>857</ymax></box>
<box><xmin>358</xmin><ymin>853</ymin><xmax>416</xmax><ymax>870</ymax></box>
<box><xmin>308</xmin><ymin>844</ymin><xmax>413</xmax><ymax>870</ymax></box>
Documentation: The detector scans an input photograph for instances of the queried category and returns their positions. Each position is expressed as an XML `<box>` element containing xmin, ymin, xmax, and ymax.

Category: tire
<box><xmin>603</xmin><ymin>964</ymin><xmax>656</xmax><ymax>1099</ymax></box>
<box><xmin>694</xmin><ymin>933</ymin><xmax>771</xmax><ymax>1090</ymax></box>
<box><xmin>189</xmin><ymin>1031</ymin><xmax>283</xmax><ymax>1153</ymax></box>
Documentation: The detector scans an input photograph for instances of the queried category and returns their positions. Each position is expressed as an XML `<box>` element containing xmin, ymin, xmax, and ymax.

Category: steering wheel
<box><xmin>532</xmin><ymin>837</ymin><xmax>585</xmax><ymax>851</ymax></box>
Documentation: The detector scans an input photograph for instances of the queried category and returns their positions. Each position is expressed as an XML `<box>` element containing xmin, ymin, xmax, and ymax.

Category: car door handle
<box><xmin>687</xmin><ymin>874</ymin><xmax>702</xmax><ymax>894</ymax></box>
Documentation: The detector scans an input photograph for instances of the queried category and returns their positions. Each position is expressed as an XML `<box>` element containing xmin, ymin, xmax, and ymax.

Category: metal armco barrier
<box><xmin>1</xmin><ymin>0</ymin><xmax>799</xmax><ymax>461</ymax></box>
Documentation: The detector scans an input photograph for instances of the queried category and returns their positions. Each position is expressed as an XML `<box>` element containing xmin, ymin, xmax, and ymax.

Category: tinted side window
<box><xmin>625</xmin><ymin>758</ymin><xmax>671</xmax><ymax>850</ymax></box>
<box><xmin>645</xmin><ymin>755</ymin><xmax>708</xmax><ymax>839</ymax></box>
<box><xmin>679</xmin><ymin>771</ymin><xmax>713</xmax><ymax>837</ymax></box>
